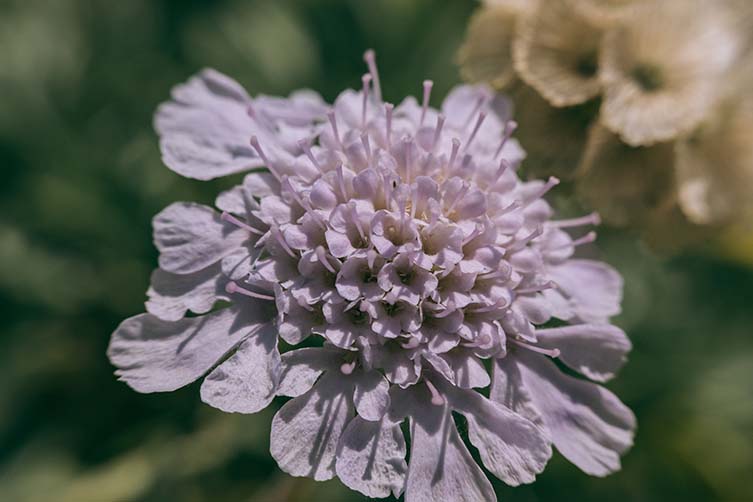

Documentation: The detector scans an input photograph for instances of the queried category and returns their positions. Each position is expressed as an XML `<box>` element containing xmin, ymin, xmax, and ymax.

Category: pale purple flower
<box><xmin>108</xmin><ymin>50</ymin><xmax>635</xmax><ymax>500</ymax></box>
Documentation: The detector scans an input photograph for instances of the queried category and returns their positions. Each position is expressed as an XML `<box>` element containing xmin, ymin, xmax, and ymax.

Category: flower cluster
<box><xmin>109</xmin><ymin>51</ymin><xmax>635</xmax><ymax>500</ymax></box>
<box><xmin>459</xmin><ymin>0</ymin><xmax>753</xmax><ymax>249</ymax></box>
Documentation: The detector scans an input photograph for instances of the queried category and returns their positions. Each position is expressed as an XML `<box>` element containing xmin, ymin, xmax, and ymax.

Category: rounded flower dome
<box><xmin>109</xmin><ymin>51</ymin><xmax>635</xmax><ymax>500</ymax></box>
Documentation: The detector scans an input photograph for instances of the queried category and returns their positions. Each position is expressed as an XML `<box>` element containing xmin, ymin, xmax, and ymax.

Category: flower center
<box><xmin>631</xmin><ymin>64</ymin><xmax>663</xmax><ymax>92</ymax></box>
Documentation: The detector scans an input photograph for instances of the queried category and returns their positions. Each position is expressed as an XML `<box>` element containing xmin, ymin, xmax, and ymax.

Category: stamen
<box><xmin>246</xmin><ymin>102</ymin><xmax>257</xmax><ymax>119</ymax></box>
<box><xmin>432</xmin><ymin>114</ymin><xmax>445</xmax><ymax>151</ymax></box>
<box><xmin>516</xmin><ymin>281</ymin><xmax>556</xmax><ymax>295</ymax></box>
<box><xmin>511</xmin><ymin>339</ymin><xmax>560</xmax><ymax>358</ymax></box>
<box><xmin>327</xmin><ymin>111</ymin><xmax>342</xmax><ymax>149</ymax></box>
<box><xmin>350</xmin><ymin>204</ymin><xmax>367</xmax><ymax>241</ymax></box>
<box><xmin>363</xmin><ymin>49</ymin><xmax>382</xmax><ymax>103</ymax></box>
<box><xmin>361</xmin><ymin>73</ymin><xmax>372</xmax><ymax>127</ymax></box>
<box><xmin>550</xmin><ymin>212</ymin><xmax>601</xmax><ymax>228</ymax></box>
<box><xmin>297</xmin><ymin>139</ymin><xmax>324</xmax><ymax>173</ymax></box>
<box><xmin>464</xmin><ymin>111</ymin><xmax>486</xmax><ymax>151</ymax></box>
<box><xmin>509</xmin><ymin>226</ymin><xmax>543</xmax><ymax>252</ymax></box>
<box><xmin>494</xmin><ymin>120</ymin><xmax>518</xmax><ymax>158</ymax></box>
<box><xmin>478</xmin><ymin>269</ymin><xmax>511</xmax><ymax>281</ymax></box>
<box><xmin>385</xmin><ymin>102</ymin><xmax>394</xmax><ymax>149</ymax></box>
<box><xmin>225</xmin><ymin>281</ymin><xmax>275</xmax><ymax>301</ymax></box>
<box><xmin>420</xmin><ymin>80</ymin><xmax>433</xmax><ymax>125</ymax></box>
<box><xmin>446</xmin><ymin>182</ymin><xmax>470</xmax><ymax>214</ymax></box>
<box><xmin>221</xmin><ymin>211</ymin><xmax>265</xmax><ymax>235</ymax></box>
<box><xmin>463</xmin><ymin>95</ymin><xmax>485</xmax><ymax>128</ymax></box>
<box><xmin>336</xmin><ymin>163</ymin><xmax>348</xmax><ymax>201</ymax></box>
<box><xmin>496</xmin><ymin>158</ymin><xmax>511</xmax><ymax>179</ymax></box>
<box><xmin>462</xmin><ymin>224</ymin><xmax>482</xmax><ymax>246</ymax></box>
<box><xmin>404</xmin><ymin>136</ymin><xmax>413</xmax><ymax>184</ymax></box>
<box><xmin>250</xmin><ymin>136</ymin><xmax>279</xmax><ymax>179</ymax></box>
<box><xmin>316</xmin><ymin>246</ymin><xmax>337</xmax><ymax>274</ymax></box>
<box><xmin>448</xmin><ymin>138</ymin><xmax>461</xmax><ymax>170</ymax></box>
<box><xmin>272</xmin><ymin>226</ymin><xmax>297</xmax><ymax>258</ymax></box>
<box><xmin>570</xmin><ymin>231</ymin><xmax>597</xmax><ymax>247</ymax></box>
<box><xmin>466</xmin><ymin>301</ymin><xmax>507</xmax><ymax>314</ymax></box>
<box><xmin>525</xmin><ymin>176</ymin><xmax>560</xmax><ymax>203</ymax></box>
<box><xmin>425</xmin><ymin>379</ymin><xmax>445</xmax><ymax>406</ymax></box>
<box><xmin>360</xmin><ymin>132</ymin><xmax>372</xmax><ymax>163</ymax></box>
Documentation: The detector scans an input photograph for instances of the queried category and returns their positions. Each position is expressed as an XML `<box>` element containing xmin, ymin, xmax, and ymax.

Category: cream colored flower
<box><xmin>511</xmin><ymin>83</ymin><xmax>600</xmax><ymax>179</ymax></box>
<box><xmin>576</xmin><ymin>124</ymin><xmax>675</xmax><ymax>226</ymax></box>
<box><xmin>566</xmin><ymin>0</ymin><xmax>644</xmax><ymax>26</ymax></box>
<box><xmin>457</xmin><ymin>4</ymin><xmax>521</xmax><ymax>89</ymax></box>
<box><xmin>675</xmin><ymin>95</ymin><xmax>753</xmax><ymax>225</ymax></box>
<box><xmin>513</xmin><ymin>0</ymin><xmax>603</xmax><ymax>107</ymax></box>
<box><xmin>599</xmin><ymin>0</ymin><xmax>742</xmax><ymax>146</ymax></box>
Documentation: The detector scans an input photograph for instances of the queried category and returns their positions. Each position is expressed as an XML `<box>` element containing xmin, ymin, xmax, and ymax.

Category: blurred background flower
<box><xmin>459</xmin><ymin>0</ymin><xmax>753</xmax><ymax>253</ymax></box>
<box><xmin>1</xmin><ymin>0</ymin><xmax>752</xmax><ymax>501</ymax></box>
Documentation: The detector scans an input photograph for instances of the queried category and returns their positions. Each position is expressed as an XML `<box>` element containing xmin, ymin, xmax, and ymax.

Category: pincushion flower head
<box><xmin>459</xmin><ymin>0</ymin><xmax>753</xmax><ymax>251</ymax></box>
<box><xmin>109</xmin><ymin>51</ymin><xmax>635</xmax><ymax>500</ymax></box>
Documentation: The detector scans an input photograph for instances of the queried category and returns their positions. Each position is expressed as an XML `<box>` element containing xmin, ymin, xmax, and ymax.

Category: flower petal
<box><xmin>441</xmin><ymin>380</ymin><xmax>552</xmax><ymax>486</ymax></box>
<box><xmin>270</xmin><ymin>372</ymin><xmax>354</xmax><ymax>481</ymax></box>
<box><xmin>108</xmin><ymin>305</ymin><xmax>257</xmax><ymax>393</ymax></box>
<box><xmin>336</xmin><ymin>416</ymin><xmax>407</xmax><ymax>498</ymax></box>
<box><xmin>353</xmin><ymin>370</ymin><xmax>391</xmax><ymax>421</ymax></box>
<box><xmin>277</xmin><ymin>347</ymin><xmax>341</xmax><ymax>397</ymax></box>
<box><xmin>145</xmin><ymin>264</ymin><xmax>226</xmax><ymax>322</ymax></box>
<box><xmin>515</xmin><ymin>350</ymin><xmax>636</xmax><ymax>476</ymax></box>
<box><xmin>536</xmin><ymin>324</ymin><xmax>632</xmax><ymax>382</ymax></box>
<box><xmin>154</xmin><ymin>69</ymin><xmax>267</xmax><ymax>180</ymax></box>
<box><xmin>401</xmin><ymin>385</ymin><xmax>497</xmax><ymax>502</ymax></box>
<box><xmin>549</xmin><ymin>259</ymin><xmax>623</xmax><ymax>321</ymax></box>
<box><xmin>458</xmin><ymin>6</ymin><xmax>518</xmax><ymax>89</ymax></box>
<box><xmin>200</xmin><ymin>323</ymin><xmax>281</xmax><ymax>413</ymax></box>
<box><xmin>513</xmin><ymin>0</ymin><xmax>602</xmax><ymax>106</ymax></box>
<box><xmin>153</xmin><ymin>202</ymin><xmax>246</xmax><ymax>274</ymax></box>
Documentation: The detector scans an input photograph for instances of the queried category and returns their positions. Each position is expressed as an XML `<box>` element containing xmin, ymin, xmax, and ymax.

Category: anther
<box><xmin>425</xmin><ymin>379</ymin><xmax>445</xmax><ymax>406</ymax></box>
<box><xmin>363</xmin><ymin>49</ymin><xmax>382</xmax><ymax>103</ymax></box>
<box><xmin>420</xmin><ymin>80</ymin><xmax>433</xmax><ymax>125</ymax></box>
<box><xmin>340</xmin><ymin>360</ymin><xmax>357</xmax><ymax>375</ymax></box>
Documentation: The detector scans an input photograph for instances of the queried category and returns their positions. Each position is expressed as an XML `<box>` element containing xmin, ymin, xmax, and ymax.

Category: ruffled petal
<box><xmin>458</xmin><ymin>6</ymin><xmax>518</xmax><ymax>89</ymax></box>
<box><xmin>270</xmin><ymin>373</ymin><xmax>354</xmax><ymax>481</ymax></box>
<box><xmin>401</xmin><ymin>385</ymin><xmax>496</xmax><ymax>502</ymax></box>
<box><xmin>513</xmin><ymin>0</ymin><xmax>602</xmax><ymax>106</ymax></box>
<box><xmin>200</xmin><ymin>323</ymin><xmax>281</xmax><ymax>413</ymax></box>
<box><xmin>108</xmin><ymin>306</ymin><xmax>255</xmax><ymax>393</ymax></box>
<box><xmin>153</xmin><ymin>202</ymin><xmax>246</xmax><ymax>274</ymax></box>
<box><xmin>441</xmin><ymin>380</ymin><xmax>552</xmax><ymax>486</ymax></box>
<box><xmin>145</xmin><ymin>264</ymin><xmax>226</xmax><ymax>321</ymax></box>
<box><xmin>549</xmin><ymin>259</ymin><xmax>623</xmax><ymax>321</ymax></box>
<box><xmin>536</xmin><ymin>324</ymin><xmax>631</xmax><ymax>382</ymax></box>
<box><xmin>154</xmin><ymin>69</ymin><xmax>266</xmax><ymax>180</ymax></box>
<box><xmin>336</xmin><ymin>416</ymin><xmax>407</xmax><ymax>498</ymax></box>
<box><xmin>516</xmin><ymin>350</ymin><xmax>636</xmax><ymax>476</ymax></box>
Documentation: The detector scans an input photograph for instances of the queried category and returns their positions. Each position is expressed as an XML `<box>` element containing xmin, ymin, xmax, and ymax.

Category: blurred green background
<box><xmin>1</xmin><ymin>0</ymin><xmax>752</xmax><ymax>501</ymax></box>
